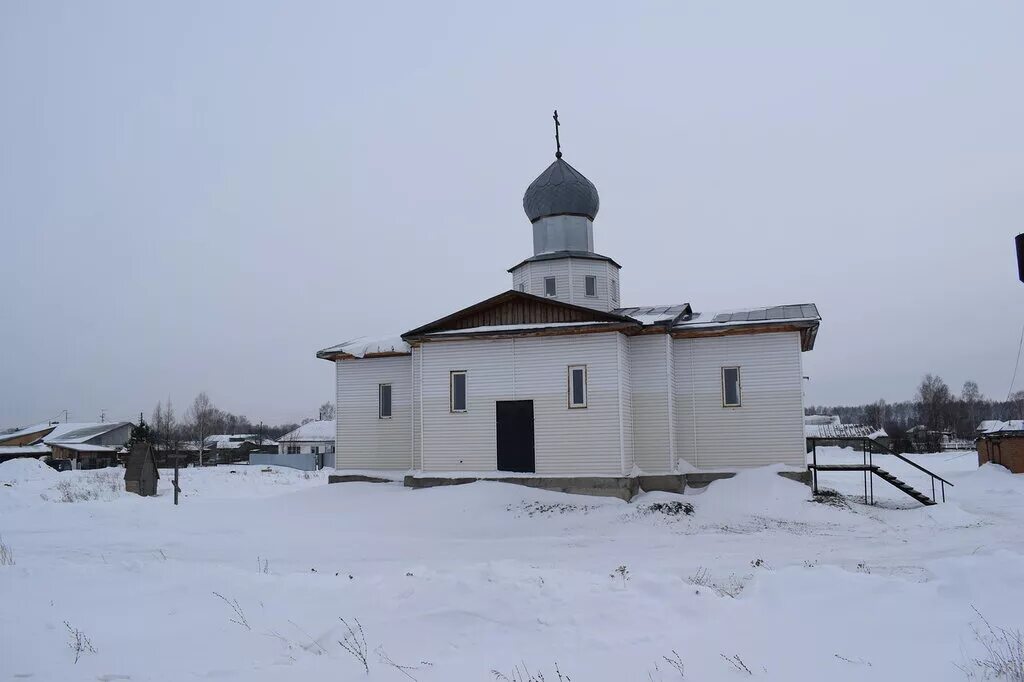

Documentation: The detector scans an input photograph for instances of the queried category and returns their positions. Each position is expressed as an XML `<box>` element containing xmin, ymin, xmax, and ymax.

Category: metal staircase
<box><xmin>807</xmin><ymin>438</ymin><xmax>952</xmax><ymax>506</ymax></box>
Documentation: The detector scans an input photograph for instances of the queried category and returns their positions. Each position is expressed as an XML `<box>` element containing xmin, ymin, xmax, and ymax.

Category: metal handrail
<box><xmin>808</xmin><ymin>437</ymin><xmax>952</xmax><ymax>504</ymax></box>
<box><xmin>862</xmin><ymin>438</ymin><xmax>955</xmax><ymax>487</ymax></box>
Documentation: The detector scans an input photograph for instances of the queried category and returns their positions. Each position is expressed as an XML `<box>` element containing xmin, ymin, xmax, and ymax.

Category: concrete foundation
<box><xmin>777</xmin><ymin>470</ymin><xmax>812</xmax><ymax>485</ymax></box>
<box><xmin>683</xmin><ymin>472</ymin><xmax>736</xmax><ymax>489</ymax></box>
<box><xmin>405</xmin><ymin>475</ymin><xmax>639</xmax><ymax>501</ymax></box>
<box><xmin>327</xmin><ymin>474</ymin><xmax>395</xmax><ymax>484</ymax></box>
<box><xmin>329</xmin><ymin>470</ymin><xmax>810</xmax><ymax>500</ymax></box>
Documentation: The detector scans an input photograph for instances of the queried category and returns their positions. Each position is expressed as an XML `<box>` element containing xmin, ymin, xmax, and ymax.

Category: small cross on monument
<box><xmin>553</xmin><ymin>109</ymin><xmax>562</xmax><ymax>159</ymax></box>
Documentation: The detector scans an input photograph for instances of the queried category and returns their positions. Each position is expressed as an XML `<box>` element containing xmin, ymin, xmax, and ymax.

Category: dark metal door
<box><xmin>496</xmin><ymin>400</ymin><xmax>535</xmax><ymax>473</ymax></box>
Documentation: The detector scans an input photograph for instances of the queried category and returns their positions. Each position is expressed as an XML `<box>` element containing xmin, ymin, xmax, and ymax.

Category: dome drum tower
<box><xmin>510</xmin><ymin>115</ymin><xmax>621</xmax><ymax>312</ymax></box>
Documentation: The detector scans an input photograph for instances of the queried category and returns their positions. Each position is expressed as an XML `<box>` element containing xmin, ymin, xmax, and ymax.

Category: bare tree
<box><xmin>863</xmin><ymin>399</ymin><xmax>888</xmax><ymax>428</ymax></box>
<box><xmin>319</xmin><ymin>402</ymin><xmax>336</xmax><ymax>421</ymax></box>
<box><xmin>188</xmin><ymin>392</ymin><xmax>215</xmax><ymax>467</ymax></box>
<box><xmin>916</xmin><ymin>374</ymin><xmax>952</xmax><ymax>432</ymax></box>
<box><xmin>1012</xmin><ymin>390</ymin><xmax>1024</xmax><ymax>420</ymax></box>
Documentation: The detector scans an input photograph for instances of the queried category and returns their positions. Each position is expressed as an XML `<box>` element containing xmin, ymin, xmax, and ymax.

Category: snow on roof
<box><xmin>0</xmin><ymin>422</ymin><xmax>57</xmax><ymax>443</ymax></box>
<box><xmin>0</xmin><ymin>421</ymin><xmax>129</xmax><ymax>446</ymax></box>
<box><xmin>46</xmin><ymin>422</ymin><xmax>130</xmax><ymax>444</ymax></box>
<box><xmin>0</xmin><ymin>444</ymin><xmax>51</xmax><ymax>456</ymax></box>
<box><xmin>981</xmin><ymin>420</ymin><xmax>1024</xmax><ymax>434</ymax></box>
<box><xmin>675</xmin><ymin>304</ymin><xmax>820</xmax><ymax>330</ymax></box>
<box><xmin>278</xmin><ymin>420</ymin><xmax>336</xmax><ymax>442</ymax></box>
<box><xmin>613</xmin><ymin>304</ymin><xmax>690</xmax><ymax>326</ymax></box>
<box><xmin>318</xmin><ymin>335</ymin><xmax>411</xmax><ymax>358</ymax></box>
<box><xmin>805</xmin><ymin>423</ymin><xmax>881</xmax><ymax>439</ymax></box>
<box><xmin>977</xmin><ymin>420</ymin><xmax>1004</xmax><ymax>432</ymax></box>
<box><xmin>429</xmin><ymin>322</ymin><xmax>610</xmax><ymax>336</ymax></box>
<box><xmin>204</xmin><ymin>434</ymin><xmax>278</xmax><ymax>448</ymax></box>
<box><xmin>53</xmin><ymin>443</ymin><xmax>118</xmax><ymax>453</ymax></box>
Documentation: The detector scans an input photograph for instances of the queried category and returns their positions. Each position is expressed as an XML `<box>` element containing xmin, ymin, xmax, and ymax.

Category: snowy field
<box><xmin>2</xmin><ymin>448</ymin><xmax>1023</xmax><ymax>681</ymax></box>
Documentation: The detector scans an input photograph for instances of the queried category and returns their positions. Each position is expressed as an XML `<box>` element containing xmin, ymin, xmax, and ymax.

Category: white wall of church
<box><xmin>420</xmin><ymin>338</ymin><xmax>514</xmax><ymax>471</ymax></box>
<box><xmin>510</xmin><ymin>258</ymin><xmax>621</xmax><ymax>312</ymax></box>
<box><xmin>629</xmin><ymin>334</ymin><xmax>674</xmax><ymax>473</ymax></box>
<box><xmin>336</xmin><ymin>355</ymin><xmax>413</xmax><ymax>469</ymax></box>
<box><xmin>411</xmin><ymin>346</ymin><xmax>422</xmax><ymax>470</ymax></box>
<box><xmin>673</xmin><ymin>332</ymin><xmax>806</xmax><ymax>469</ymax></box>
<box><xmin>617</xmin><ymin>333</ymin><xmax>634</xmax><ymax>474</ymax></box>
<box><xmin>417</xmin><ymin>333</ymin><xmax>627</xmax><ymax>475</ymax></box>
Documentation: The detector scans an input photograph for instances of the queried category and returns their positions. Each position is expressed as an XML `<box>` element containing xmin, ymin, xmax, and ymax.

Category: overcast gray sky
<box><xmin>2</xmin><ymin>1</ymin><xmax>1022</xmax><ymax>428</ymax></box>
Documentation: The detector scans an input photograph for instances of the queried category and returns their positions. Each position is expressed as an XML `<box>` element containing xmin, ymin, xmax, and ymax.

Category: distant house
<box><xmin>150</xmin><ymin>442</ymin><xmax>201</xmax><ymax>467</ymax></box>
<box><xmin>0</xmin><ymin>421</ymin><xmax>132</xmax><ymax>469</ymax></box>
<box><xmin>277</xmin><ymin>420</ymin><xmax>336</xmax><ymax>467</ymax></box>
<box><xmin>203</xmin><ymin>434</ymin><xmax>278</xmax><ymax>464</ymax></box>
<box><xmin>976</xmin><ymin>420</ymin><xmax>1004</xmax><ymax>435</ymax></box>
<box><xmin>977</xmin><ymin>420</ymin><xmax>1024</xmax><ymax>473</ymax></box>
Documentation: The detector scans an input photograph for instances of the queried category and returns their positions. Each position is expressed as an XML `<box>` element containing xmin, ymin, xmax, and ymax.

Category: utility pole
<box><xmin>173</xmin><ymin>457</ymin><xmax>181</xmax><ymax>505</ymax></box>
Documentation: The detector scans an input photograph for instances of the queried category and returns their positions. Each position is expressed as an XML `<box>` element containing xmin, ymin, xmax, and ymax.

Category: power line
<box><xmin>1009</xmin><ymin>318</ymin><xmax>1024</xmax><ymax>400</ymax></box>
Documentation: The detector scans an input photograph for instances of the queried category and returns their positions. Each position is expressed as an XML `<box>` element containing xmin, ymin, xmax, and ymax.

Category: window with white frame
<box><xmin>286</xmin><ymin>445</ymin><xmax>300</xmax><ymax>454</ymax></box>
<box><xmin>722</xmin><ymin>367</ymin><xmax>742</xmax><ymax>407</ymax></box>
<box><xmin>450</xmin><ymin>371</ymin><xmax>467</xmax><ymax>412</ymax></box>
<box><xmin>611</xmin><ymin>278</ymin><xmax>619</xmax><ymax>303</ymax></box>
<box><xmin>568</xmin><ymin>365</ymin><xmax>587</xmax><ymax>408</ymax></box>
<box><xmin>544</xmin><ymin>276</ymin><xmax>557</xmax><ymax>297</ymax></box>
<box><xmin>518</xmin><ymin>283</ymin><xmax>526</xmax><ymax>292</ymax></box>
<box><xmin>311</xmin><ymin>446</ymin><xmax>320</xmax><ymax>454</ymax></box>
<box><xmin>584</xmin><ymin>275</ymin><xmax>597</xmax><ymax>297</ymax></box>
<box><xmin>379</xmin><ymin>383</ymin><xmax>392</xmax><ymax>418</ymax></box>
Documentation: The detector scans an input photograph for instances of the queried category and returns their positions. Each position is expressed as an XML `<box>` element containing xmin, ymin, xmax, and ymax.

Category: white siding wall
<box><xmin>617</xmin><ymin>333</ymin><xmax>633</xmax><ymax>473</ymax></box>
<box><xmin>674</xmin><ymin>332</ymin><xmax>806</xmax><ymax>469</ymax></box>
<box><xmin>411</xmin><ymin>346</ymin><xmax>422</xmax><ymax>469</ymax></box>
<box><xmin>419</xmin><ymin>333</ymin><xmax>625</xmax><ymax>475</ymax></box>
<box><xmin>335</xmin><ymin>356</ymin><xmax>412</xmax><ymax>469</ymax></box>
<box><xmin>629</xmin><ymin>334</ymin><xmax>673</xmax><ymax>473</ymax></box>
<box><xmin>509</xmin><ymin>258</ymin><xmax>621</xmax><ymax>312</ymax></box>
<box><xmin>420</xmin><ymin>339</ymin><xmax>514</xmax><ymax>471</ymax></box>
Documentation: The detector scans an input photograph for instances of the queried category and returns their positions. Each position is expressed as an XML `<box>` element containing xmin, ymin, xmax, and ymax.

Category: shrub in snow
<box><xmin>49</xmin><ymin>471</ymin><xmax>124</xmax><ymax>503</ymax></box>
<box><xmin>687</xmin><ymin>567</ymin><xmax>744</xmax><ymax>598</ymax></box>
<box><xmin>375</xmin><ymin>645</ymin><xmax>431</xmax><ymax>680</ymax></box>
<box><xmin>212</xmin><ymin>592</ymin><xmax>250</xmax><ymax>630</ymax></box>
<box><xmin>647</xmin><ymin>651</ymin><xmax>686</xmax><ymax>680</ymax></box>
<box><xmin>720</xmin><ymin>653</ymin><xmax>753</xmax><ymax>676</ymax></box>
<box><xmin>610</xmin><ymin>564</ymin><xmax>630</xmax><ymax>587</ymax></box>
<box><xmin>0</xmin><ymin>535</ymin><xmax>13</xmax><ymax>566</ymax></box>
<box><xmin>638</xmin><ymin>501</ymin><xmax>694</xmax><ymax>517</ymax></box>
<box><xmin>492</xmin><ymin>662</ymin><xmax>571</xmax><ymax>682</ymax></box>
<box><xmin>338</xmin><ymin>617</ymin><xmax>369</xmax><ymax>674</ymax></box>
<box><xmin>64</xmin><ymin>621</ymin><xmax>97</xmax><ymax>664</ymax></box>
<box><xmin>960</xmin><ymin>608</ymin><xmax>1024</xmax><ymax>681</ymax></box>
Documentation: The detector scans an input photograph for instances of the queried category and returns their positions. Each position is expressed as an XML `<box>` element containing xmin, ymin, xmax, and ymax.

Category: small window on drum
<box><xmin>584</xmin><ymin>275</ymin><xmax>597</xmax><ymax>297</ymax></box>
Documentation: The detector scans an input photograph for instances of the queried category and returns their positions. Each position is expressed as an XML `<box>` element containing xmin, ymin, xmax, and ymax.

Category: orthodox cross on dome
<box><xmin>553</xmin><ymin>109</ymin><xmax>562</xmax><ymax>159</ymax></box>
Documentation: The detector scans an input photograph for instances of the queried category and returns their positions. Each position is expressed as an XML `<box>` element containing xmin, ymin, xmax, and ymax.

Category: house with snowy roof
<box><xmin>977</xmin><ymin>420</ymin><xmax>1024</xmax><ymax>474</ymax></box>
<box><xmin>277</xmin><ymin>420</ymin><xmax>336</xmax><ymax>467</ymax></box>
<box><xmin>0</xmin><ymin>421</ymin><xmax>132</xmax><ymax>469</ymax></box>
<box><xmin>203</xmin><ymin>434</ymin><xmax>278</xmax><ymax>464</ymax></box>
<box><xmin>317</xmin><ymin>130</ymin><xmax>821</xmax><ymax>487</ymax></box>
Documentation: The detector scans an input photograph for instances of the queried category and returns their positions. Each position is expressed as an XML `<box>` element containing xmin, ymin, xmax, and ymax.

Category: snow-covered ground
<box><xmin>2</xmin><ymin>449</ymin><xmax>1023</xmax><ymax>681</ymax></box>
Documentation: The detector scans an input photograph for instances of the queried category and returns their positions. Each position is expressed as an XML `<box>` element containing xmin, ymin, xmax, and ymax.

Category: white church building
<box><xmin>318</xmin><ymin>139</ymin><xmax>820</xmax><ymax>481</ymax></box>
